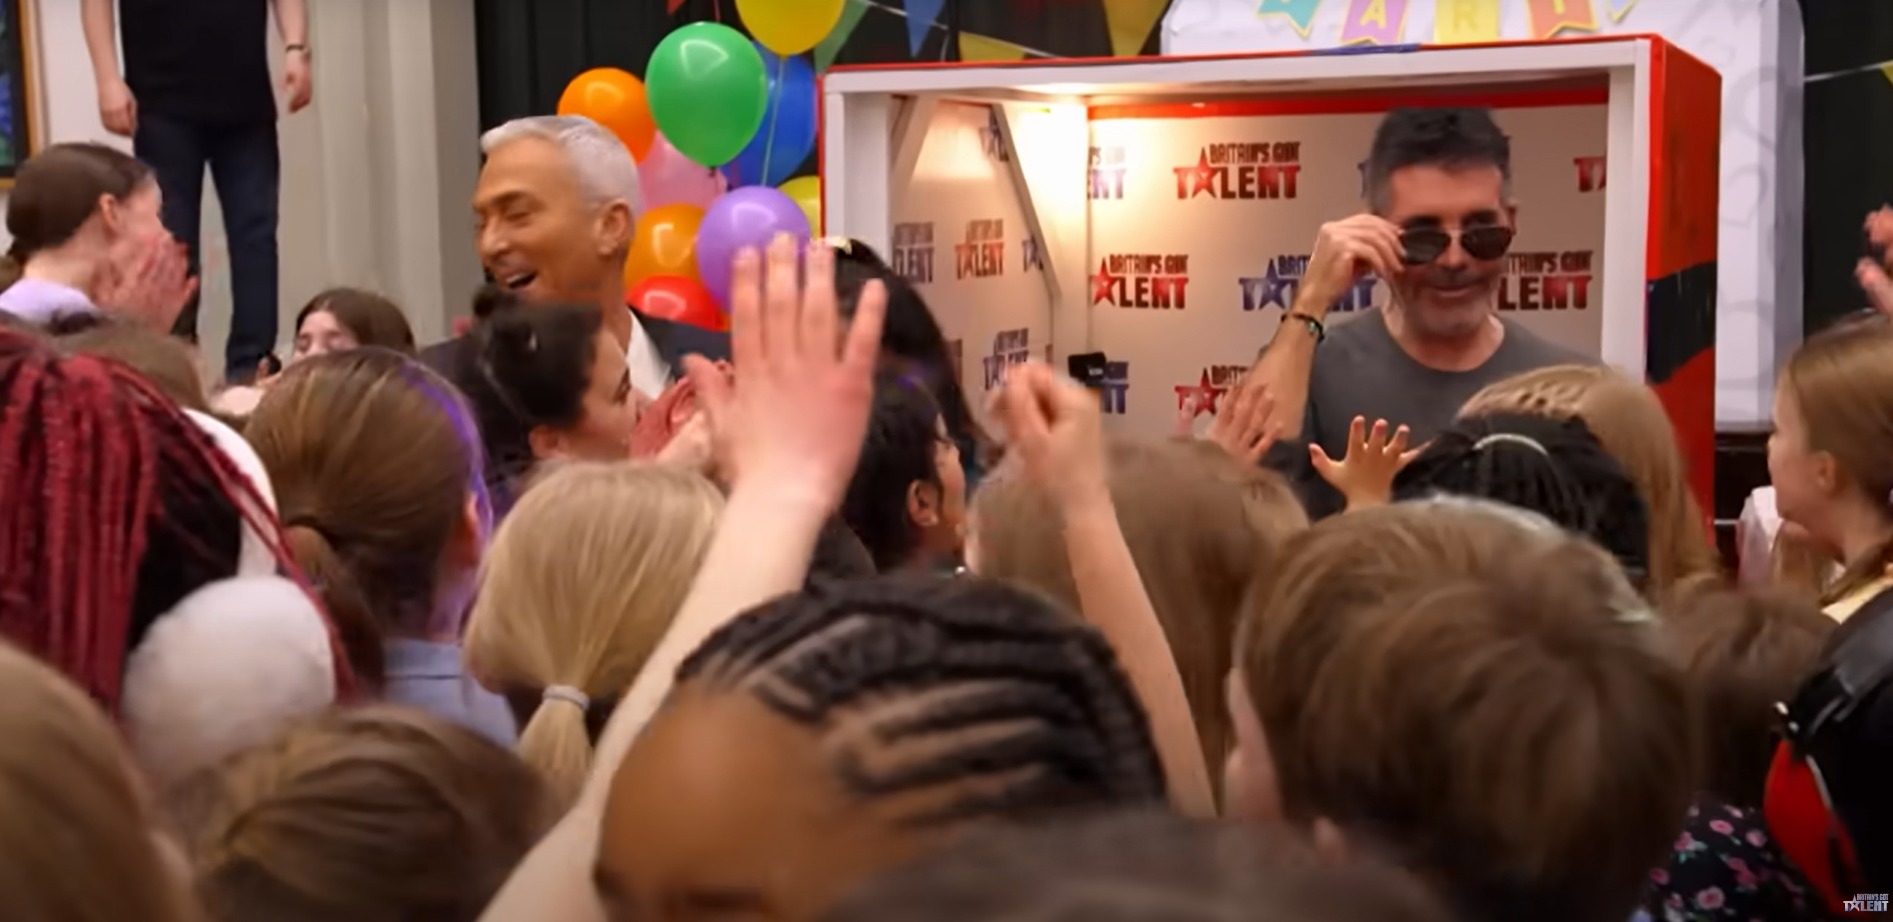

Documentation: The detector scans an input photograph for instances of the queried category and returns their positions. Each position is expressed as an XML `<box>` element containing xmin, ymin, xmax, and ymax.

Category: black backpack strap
<box><xmin>1785</xmin><ymin>588</ymin><xmax>1893</xmax><ymax>743</ymax></box>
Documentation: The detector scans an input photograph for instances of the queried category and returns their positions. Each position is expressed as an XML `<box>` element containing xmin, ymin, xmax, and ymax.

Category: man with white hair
<box><xmin>422</xmin><ymin>115</ymin><xmax>728</xmax><ymax>397</ymax></box>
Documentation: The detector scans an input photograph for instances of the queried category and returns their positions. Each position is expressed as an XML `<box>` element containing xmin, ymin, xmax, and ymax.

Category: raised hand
<box><xmin>997</xmin><ymin>362</ymin><xmax>1108</xmax><ymax>509</ymax></box>
<box><xmin>680</xmin><ymin>235</ymin><xmax>884</xmax><ymax>509</ymax></box>
<box><xmin>1310</xmin><ymin>415</ymin><xmax>1421</xmax><ymax>510</ymax></box>
<box><xmin>1302</xmin><ymin>214</ymin><xmax>1403</xmax><ymax>317</ymax></box>
<box><xmin>1204</xmin><ymin>377</ymin><xmax>1280</xmax><ymax>465</ymax></box>
<box><xmin>1172</xmin><ymin>391</ymin><xmax>1201</xmax><ymax>438</ymax></box>
<box><xmin>1860</xmin><ymin>206</ymin><xmax>1893</xmax><ymax>317</ymax></box>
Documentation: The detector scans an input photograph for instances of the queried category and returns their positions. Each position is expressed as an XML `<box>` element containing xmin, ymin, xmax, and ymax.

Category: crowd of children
<box><xmin>1</xmin><ymin>109</ymin><xmax>1891</xmax><ymax>922</ymax></box>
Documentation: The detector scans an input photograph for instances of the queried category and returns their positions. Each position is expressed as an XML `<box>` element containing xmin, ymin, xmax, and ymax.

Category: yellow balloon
<box><xmin>737</xmin><ymin>0</ymin><xmax>847</xmax><ymax>56</ymax></box>
<box><xmin>779</xmin><ymin>175</ymin><xmax>822</xmax><ymax>236</ymax></box>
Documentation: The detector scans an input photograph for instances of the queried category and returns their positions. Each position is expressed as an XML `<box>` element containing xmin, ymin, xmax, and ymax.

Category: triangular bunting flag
<box><xmin>815</xmin><ymin>0</ymin><xmax>871</xmax><ymax>73</ymax></box>
<box><xmin>1102</xmin><ymin>0</ymin><xmax>1169</xmax><ymax>57</ymax></box>
<box><xmin>959</xmin><ymin>31</ymin><xmax>1028</xmax><ymax>62</ymax></box>
<box><xmin>905</xmin><ymin>0</ymin><xmax>947</xmax><ymax>56</ymax></box>
<box><xmin>666</xmin><ymin>0</ymin><xmax>685</xmax><ymax>13</ymax></box>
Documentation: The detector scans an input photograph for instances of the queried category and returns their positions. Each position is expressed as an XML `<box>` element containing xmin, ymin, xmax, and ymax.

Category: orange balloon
<box><xmin>624</xmin><ymin>204</ymin><xmax>705</xmax><ymax>289</ymax></box>
<box><xmin>558</xmin><ymin>68</ymin><xmax>657</xmax><ymax>161</ymax></box>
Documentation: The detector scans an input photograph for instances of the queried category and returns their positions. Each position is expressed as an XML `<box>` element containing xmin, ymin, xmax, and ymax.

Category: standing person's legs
<box><xmin>207</xmin><ymin>119</ymin><xmax>280</xmax><ymax>382</ymax></box>
<box><xmin>132</xmin><ymin>112</ymin><xmax>208</xmax><ymax>342</ymax></box>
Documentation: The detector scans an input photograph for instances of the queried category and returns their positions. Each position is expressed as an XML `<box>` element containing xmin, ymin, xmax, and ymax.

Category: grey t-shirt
<box><xmin>1270</xmin><ymin>310</ymin><xmax>1591</xmax><ymax>519</ymax></box>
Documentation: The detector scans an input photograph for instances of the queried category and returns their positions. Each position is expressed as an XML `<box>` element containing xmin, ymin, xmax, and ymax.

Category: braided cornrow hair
<box><xmin>676</xmin><ymin>574</ymin><xmax>1167</xmax><ymax>825</ymax></box>
<box><xmin>0</xmin><ymin>328</ymin><xmax>344</xmax><ymax>711</ymax></box>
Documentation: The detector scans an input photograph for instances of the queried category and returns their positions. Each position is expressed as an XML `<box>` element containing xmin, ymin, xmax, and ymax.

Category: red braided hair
<box><xmin>0</xmin><ymin>329</ymin><xmax>356</xmax><ymax>711</ymax></box>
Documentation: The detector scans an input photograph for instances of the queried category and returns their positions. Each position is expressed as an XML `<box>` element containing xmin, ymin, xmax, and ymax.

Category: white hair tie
<box><xmin>1472</xmin><ymin>432</ymin><xmax>1549</xmax><ymax>457</ymax></box>
<box><xmin>542</xmin><ymin>685</ymin><xmax>590</xmax><ymax>710</ymax></box>
<box><xmin>1616</xmin><ymin>606</ymin><xmax>1657</xmax><ymax>626</ymax></box>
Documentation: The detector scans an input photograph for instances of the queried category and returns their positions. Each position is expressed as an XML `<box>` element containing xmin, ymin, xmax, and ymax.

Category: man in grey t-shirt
<box><xmin>1250</xmin><ymin>107</ymin><xmax>1589</xmax><ymax>518</ymax></box>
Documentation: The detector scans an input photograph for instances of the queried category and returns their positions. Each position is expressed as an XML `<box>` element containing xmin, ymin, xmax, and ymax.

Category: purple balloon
<box><xmin>694</xmin><ymin>185</ymin><xmax>812</xmax><ymax>306</ymax></box>
<box><xmin>640</xmin><ymin>133</ymin><xmax>728</xmax><ymax>210</ymax></box>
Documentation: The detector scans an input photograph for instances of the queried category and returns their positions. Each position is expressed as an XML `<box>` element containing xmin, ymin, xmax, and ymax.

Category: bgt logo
<box><xmin>1177</xmin><ymin>141</ymin><xmax>1301</xmax><ymax>200</ymax></box>
<box><xmin>1500</xmin><ymin>251</ymin><xmax>1595</xmax><ymax>311</ymax></box>
<box><xmin>1239</xmin><ymin>254</ymin><xmax>1377</xmax><ymax>314</ymax></box>
<box><xmin>982</xmin><ymin>329</ymin><xmax>1031</xmax><ymax>391</ymax></box>
<box><xmin>1022</xmin><ymin>234</ymin><xmax>1045</xmax><ymax>272</ymax></box>
<box><xmin>1843</xmin><ymin>894</ymin><xmax>1888</xmax><ymax>912</ymax></box>
<box><xmin>1174</xmin><ymin>364</ymin><xmax>1247</xmax><ymax>418</ymax></box>
<box><xmin>1092</xmin><ymin>253</ymin><xmax>1190</xmax><ymax>309</ymax></box>
<box><xmin>955</xmin><ymin>219</ymin><xmax>1005</xmax><ymax>280</ymax></box>
<box><xmin>1090</xmin><ymin>145</ymin><xmax>1127</xmax><ymax>200</ymax></box>
<box><xmin>891</xmin><ymin>222</ymin><xmax>934</xmax><ymax>284</ymax></box>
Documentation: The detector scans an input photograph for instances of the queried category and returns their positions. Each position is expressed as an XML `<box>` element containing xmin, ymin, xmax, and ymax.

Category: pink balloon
<box><xmin>640</xmin><ymin>134</ymin><xmax>728</xmax><ymax>210</ymax></box>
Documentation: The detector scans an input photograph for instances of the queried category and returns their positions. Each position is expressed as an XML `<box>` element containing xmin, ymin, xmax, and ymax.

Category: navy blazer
<box><xmin>418</xmin><ymin>305</ymin><xmax>731</xmax><ymax>384</ymax></box>
<box><xmin>633</xmin><ymin>307</ymin><xmax>732</xmax><ymax>370</ymax></box>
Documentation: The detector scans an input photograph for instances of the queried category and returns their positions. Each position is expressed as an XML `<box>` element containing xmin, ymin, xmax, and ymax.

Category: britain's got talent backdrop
<box><xmin>893</xmin><ymin>101</ymin><xmax>1056</xmax><ymax>436</ymax></box>
<box><xmin>853</xmin><ymin>38</ymin><xmax>1719</xmax><ymax>511</ymax></box>
<box><xmin>896</xmin><ymin>90</ymin><xmax>1608</xmax><ymax>440</ymax></box>
<box><xmin>1088</xmin><ymin>90</ymin><xmax>1608</xmax><ymax>436</ymax></box>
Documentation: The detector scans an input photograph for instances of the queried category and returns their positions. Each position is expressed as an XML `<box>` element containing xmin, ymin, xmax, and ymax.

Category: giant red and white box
<box><xmin>820</xmin><ymin>36</ymin><xmax>1719</xmax><ymax>509</ymax></box>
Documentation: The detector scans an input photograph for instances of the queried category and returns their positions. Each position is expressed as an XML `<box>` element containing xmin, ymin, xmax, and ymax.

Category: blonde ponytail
<box><xmin>513</xmin><ymin>686</ymin><xmax>596</xmax><ymax>812</ymax></box>
<box><xmin>463</xmin><ymin>462</ymin><xmax>721</xmax><ymax>814</ymax></box>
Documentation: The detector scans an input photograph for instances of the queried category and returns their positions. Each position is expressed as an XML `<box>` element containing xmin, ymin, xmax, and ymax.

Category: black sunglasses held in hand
<box><xmin>1399</xmin><ymin>225</ymin><xmax>1515</xmax><ymax>265</ymax></box>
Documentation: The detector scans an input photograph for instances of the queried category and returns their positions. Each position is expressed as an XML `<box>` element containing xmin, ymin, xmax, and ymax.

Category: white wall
<box><xmin>12</xmin><ymin>0</ymin><xmax>481</xmax><ymax>367</ymax></box>
<box><xmin>1162</xmin><ymin>0</ymin><xmax>1804</xmax><ymax>427</ymax></box>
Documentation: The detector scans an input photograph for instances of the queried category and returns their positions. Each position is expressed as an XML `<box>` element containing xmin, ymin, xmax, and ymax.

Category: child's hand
<box><xmin>681</xmin><ymin>235</ymin><xmax>884</xmax><ymax>509</ymax></box>
<box><xmin>997</xmin><ymin>363</ymin><xmax>1108</xmax><ymax>510</ymax></box>
<box><xmin>1310</xmin><ymin>416</ymin><xmax>1421</xmax><ymax>510</ymax></box>
<box><xmin>1205</xmin><ymin>378</ymin><xmax>1280</xmax><ymax>465</ymax></box>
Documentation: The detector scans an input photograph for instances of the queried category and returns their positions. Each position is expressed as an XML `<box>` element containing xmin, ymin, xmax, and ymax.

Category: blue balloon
<box><xmin>725</xmin><ymin>46</ymin><xmax>817</xmax><ymax>188</ymax></box>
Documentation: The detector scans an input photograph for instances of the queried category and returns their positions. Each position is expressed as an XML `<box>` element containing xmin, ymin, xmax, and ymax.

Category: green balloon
<box><xmin>647</xmin><ymin>23</ymin><xmax>769</xmax><ymax>168</ymax></box>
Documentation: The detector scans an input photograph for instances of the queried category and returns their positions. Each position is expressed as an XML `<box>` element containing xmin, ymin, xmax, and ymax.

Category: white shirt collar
<box><xmin>624</xmin><ymin>310</ymin><xmax>672</xmax><ymax>399</ymax></box>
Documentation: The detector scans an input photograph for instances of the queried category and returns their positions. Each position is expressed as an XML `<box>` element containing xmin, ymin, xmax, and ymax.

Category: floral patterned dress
<box><xmin>1642</xmin><ymin>797</ymin><xmax>1832</xmax><ymax>921</ymax></box>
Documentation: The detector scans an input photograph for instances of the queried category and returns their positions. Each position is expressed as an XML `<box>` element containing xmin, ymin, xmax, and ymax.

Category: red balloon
<box><xmin>630</xmin><ymin>275</ymin><xmax>726</xmax><ymax>332</ymax></box>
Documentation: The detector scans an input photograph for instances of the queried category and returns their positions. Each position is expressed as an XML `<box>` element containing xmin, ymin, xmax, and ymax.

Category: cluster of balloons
<box><xmin>554</xmin><ymin>0</ymin><xmax>847</xmax><ymax>331</ymax></box>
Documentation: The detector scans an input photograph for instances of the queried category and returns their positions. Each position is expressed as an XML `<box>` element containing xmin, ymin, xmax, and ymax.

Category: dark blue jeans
<box><xmin>134</xmin><ymin>112</ymin><xmax>280</xmax><ymax>382</ymax></box>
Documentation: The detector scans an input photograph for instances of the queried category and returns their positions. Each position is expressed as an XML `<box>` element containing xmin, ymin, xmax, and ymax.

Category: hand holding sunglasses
<box><xmin>1302</xmin><ymin>215</ymin><xmax>1405</xmax><ymax>318</ymax></box>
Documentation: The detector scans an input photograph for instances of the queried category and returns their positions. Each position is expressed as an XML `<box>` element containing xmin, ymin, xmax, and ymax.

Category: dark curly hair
<box><xmin>1394</xmin><ymin>411</ymin><xmax>1651</xmax><ymax>586</ymax></box>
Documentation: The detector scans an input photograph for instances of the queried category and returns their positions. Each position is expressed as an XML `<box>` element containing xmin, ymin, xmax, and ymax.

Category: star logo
<box><xmin>1188</xmin><ymin>151</ymin><xmax>1217</xmax><ymax>198</ymax></box>
<box><xmin>1174</xmin><ymin>370</ymin><xmax>1228</xmax><ymax>418</ymax></box>
<box><xmin>1258</xmin><ymin>259</ymin><xmax>1295</xmax><ymax>310</ymax></box>
<box><xmin>1091</xmin><ymin>259</ymin><xmax>1121</xmax><ymax>305</ymax></box>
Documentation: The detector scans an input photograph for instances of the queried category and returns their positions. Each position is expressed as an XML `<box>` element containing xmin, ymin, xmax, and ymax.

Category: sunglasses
<box><xmin>1399</xmin><ymin>225</ymin><xmax>1515</xmax><ymax>265</ymax></box>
